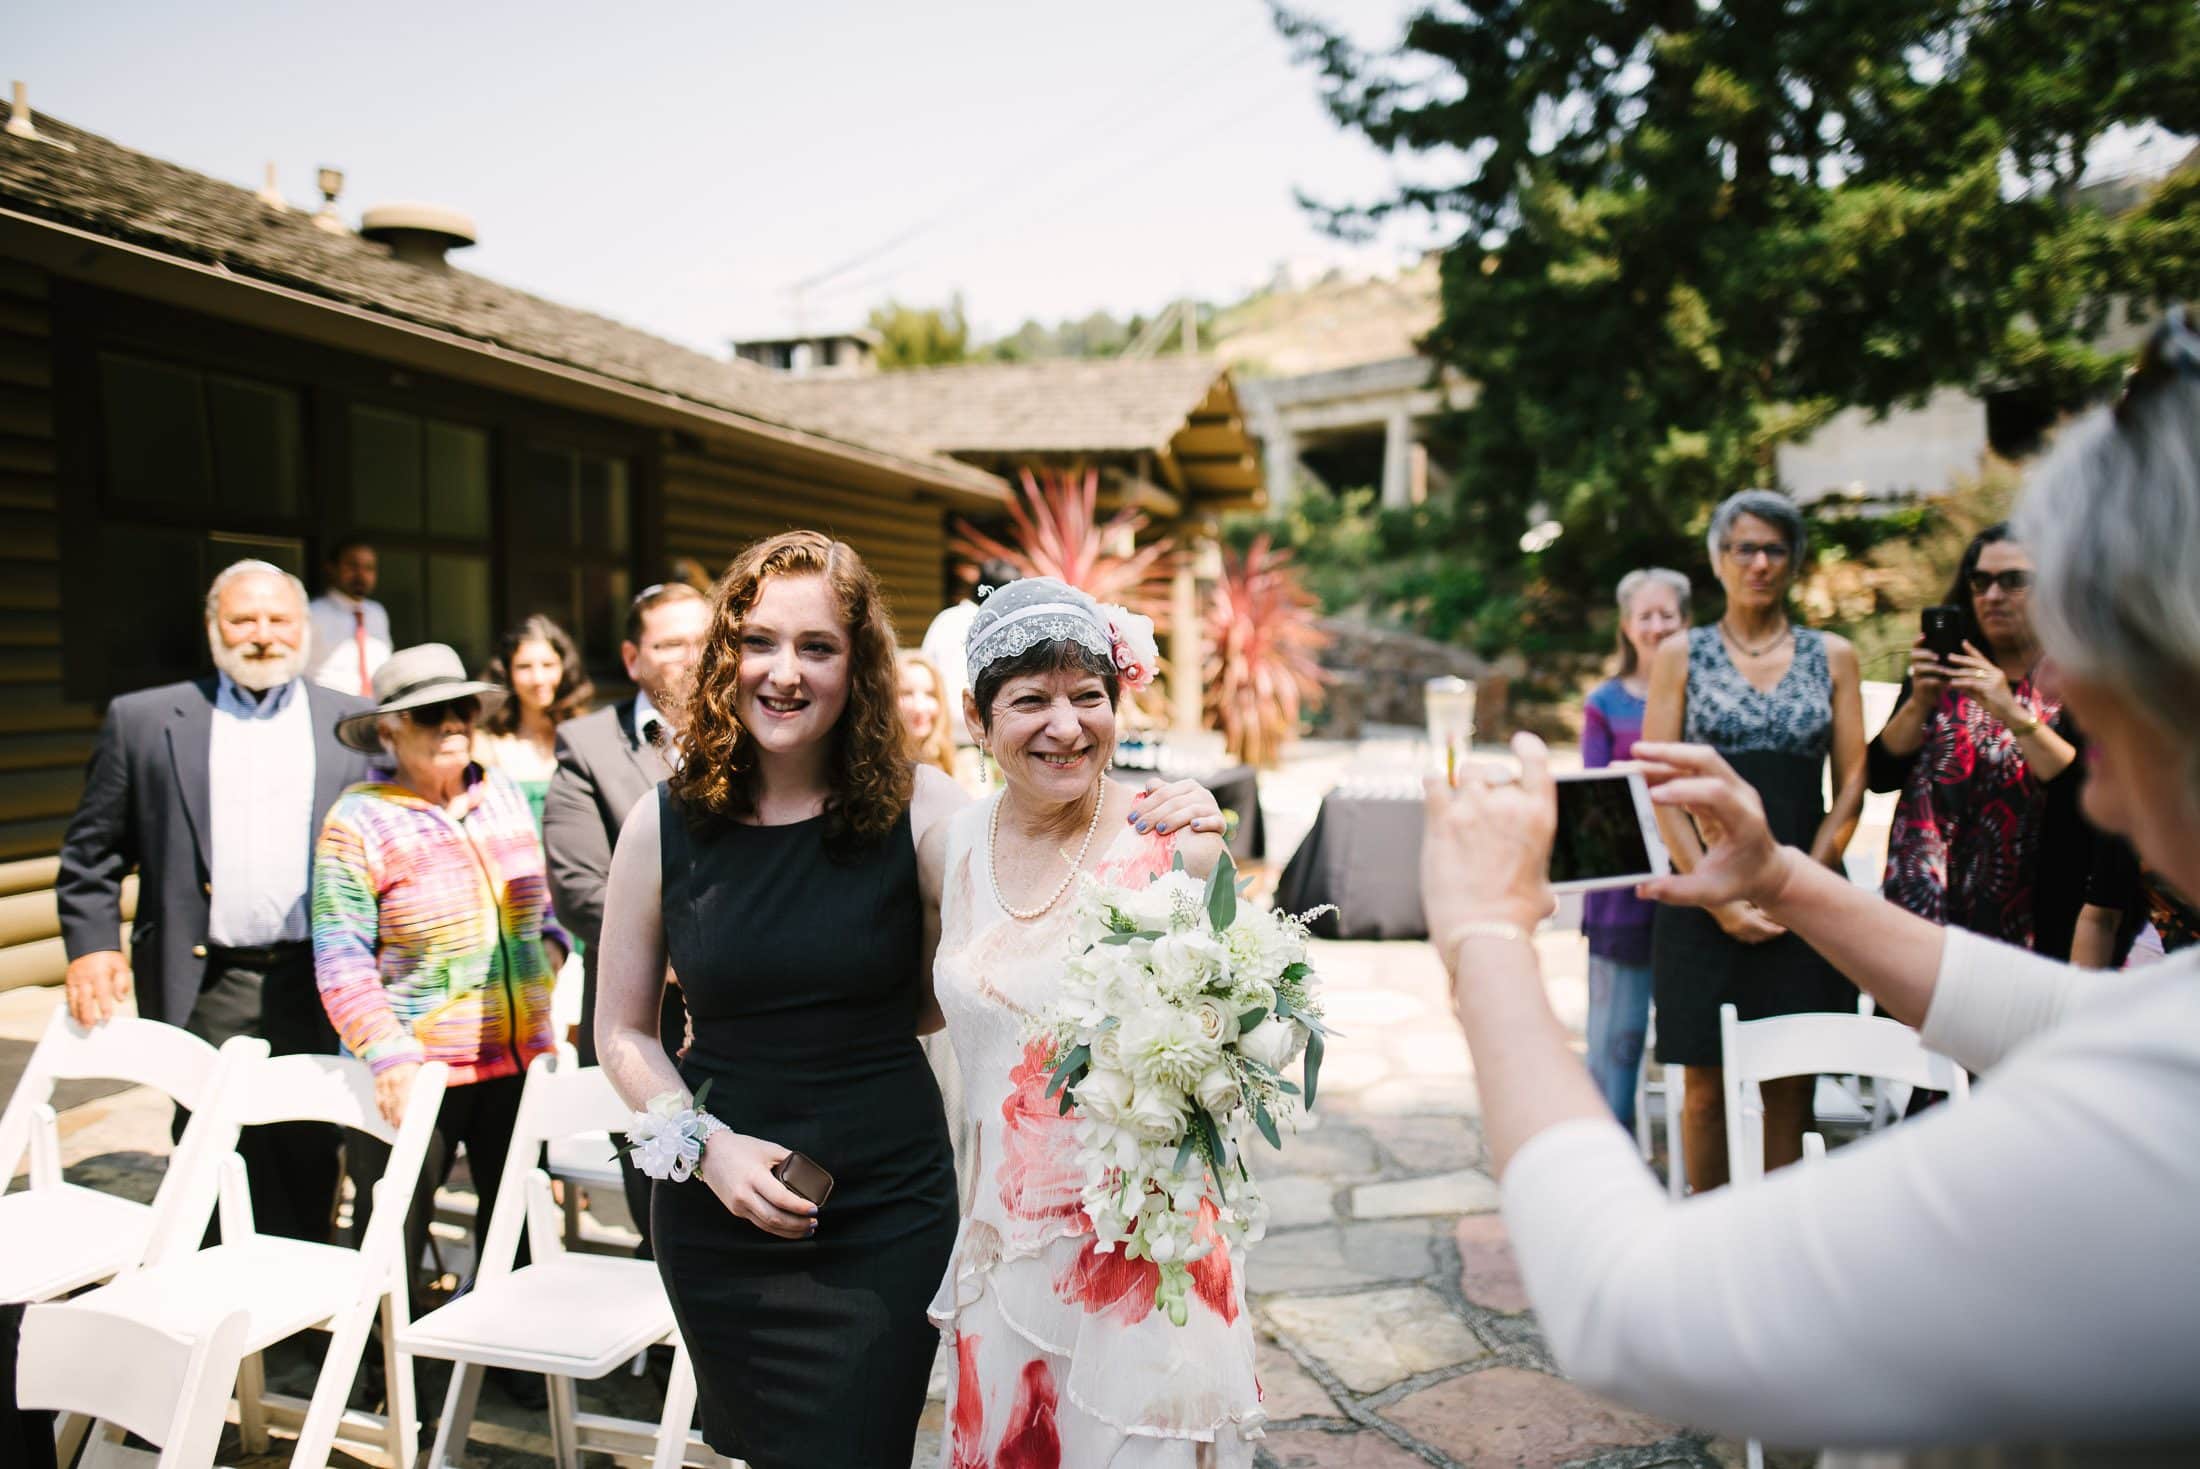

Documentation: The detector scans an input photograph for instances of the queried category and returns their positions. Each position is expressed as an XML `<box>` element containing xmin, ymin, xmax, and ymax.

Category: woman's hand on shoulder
<box><xmin>1129</xmin><ymin>776</ymin><xmax>1229</xmax><ymax>876</ymax></box>
<box><xmin>699</xmin><ymin>1131</ymin><xmax>819</xmax><ymax>1239</ymax></box>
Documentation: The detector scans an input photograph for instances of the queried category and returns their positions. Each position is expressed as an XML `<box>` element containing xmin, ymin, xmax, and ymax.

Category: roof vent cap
<box><xmin>359</xmin><ymin>202</ymin><xmax>477</xmax><ymax>268</ymax></box>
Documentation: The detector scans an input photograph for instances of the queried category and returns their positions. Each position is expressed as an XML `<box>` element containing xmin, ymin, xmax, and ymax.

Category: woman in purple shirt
<box><xmin>1579</xmin><ymin>568</ymin><xmax>1690</xmax><ymax>1126</ymax></box>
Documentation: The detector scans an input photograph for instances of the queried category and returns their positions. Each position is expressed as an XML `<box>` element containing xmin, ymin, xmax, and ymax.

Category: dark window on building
<box><xmin>89</xmin><ymin>354</ymin><xmax>310</xmax><ymax>691</ymax></box>
<box><xmin>347</xmin><ymin>405</ymin><xmax>496</xmax><ymax>673</ymax></box>
<box><xmin>509</xmin><ymin>444</ymin><xmax>633</xmax><ymax>675</ymax></box>
<box><xmin>98</xmin><ymin>352</ymin><xmax>305</xmax><ymax>516</ymax></box>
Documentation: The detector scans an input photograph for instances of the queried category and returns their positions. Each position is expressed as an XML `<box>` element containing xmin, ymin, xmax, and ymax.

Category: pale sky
<box><xmin>13</xmin><ymin>0</ymin><xmax>1453</xmax><ymax>352</ymax></box>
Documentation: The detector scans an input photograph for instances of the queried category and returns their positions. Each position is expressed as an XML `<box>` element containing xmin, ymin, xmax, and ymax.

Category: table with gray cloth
<box><xmin>1275</xmin><ymin>790</ymin><xmax>1428</xmax><ymax>939</ymax></box>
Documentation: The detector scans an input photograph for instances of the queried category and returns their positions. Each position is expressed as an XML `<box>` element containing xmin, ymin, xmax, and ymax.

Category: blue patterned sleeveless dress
<box><xmin>1650</xmin><ymin>625</ymin><xmax>1857</xmax><ymax>1065</ymax></box>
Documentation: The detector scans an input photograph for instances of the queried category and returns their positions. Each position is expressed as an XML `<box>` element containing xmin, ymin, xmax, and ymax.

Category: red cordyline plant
<box><xmin>1204</xmin><ymin>536</ymin><xmax>1330</xmax><ymax>768</ymax></box>
<box><xmin>951</xmin><ymin>466</ymin><xmax>1174</xmax><ymax>618</ymax></box>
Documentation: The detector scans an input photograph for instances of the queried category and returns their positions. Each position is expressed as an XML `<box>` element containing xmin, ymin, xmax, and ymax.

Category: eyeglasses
<box><xmin>404</xmin><ymin>698</ymin><xmax>480</xmax><ymax>728</ymax></box>
<box><xmin>1966</xmin><ymin>569</ymin><xmax>2034</xmax><ymax>595</ymax></box>
<box><xmin>2114</xmin><ymin>304</ymin><xmax>2200</xmax><ymax>424</ymax></box>
<box><xmin>1722</xmin><ymin>540</ymin><xmax>1792</xmax><ymax>565</ymax></box>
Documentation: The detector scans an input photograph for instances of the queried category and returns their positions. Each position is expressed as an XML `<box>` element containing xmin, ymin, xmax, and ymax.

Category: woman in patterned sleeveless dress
<box><xmin>1643</xmin><ymin>490</ymin><xmax>1865</xmax><ymax>1193</ymax></box>
<box><xmin>926</xmin><ymin>577</ymin><xmax>1261</xmax><ymax>1468</ymax></box>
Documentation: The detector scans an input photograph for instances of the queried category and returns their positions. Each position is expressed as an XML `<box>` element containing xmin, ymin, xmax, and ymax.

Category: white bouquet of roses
<box><xmin>1032</xmin><ymin>849</ymin><xmax>1331</xmax><ymax>1326</ymax></box>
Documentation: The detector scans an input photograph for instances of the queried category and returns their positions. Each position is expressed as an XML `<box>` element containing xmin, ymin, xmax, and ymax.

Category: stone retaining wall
<box><xmin>1313</xmin><ymin>617</ymin><xmax>1522</xmax><ymax>740</ymax></box>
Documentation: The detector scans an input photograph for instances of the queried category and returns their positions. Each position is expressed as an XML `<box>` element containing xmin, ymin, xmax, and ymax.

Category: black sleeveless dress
<box><xmin>654</xmin><ymin>793</ymin><xmax>958</xmax><ymax>1467</ymax></box>
<box><xmin>1652</xmin><ymin>627</ymin><xmax>1858</xmax><ymax>1065</ymax></box>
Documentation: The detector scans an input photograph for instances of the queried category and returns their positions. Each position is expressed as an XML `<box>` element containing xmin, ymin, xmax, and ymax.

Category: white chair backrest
<box><xmin>217</xmin><ymin>1052</ymin><xmax>403</xmax><ymax>1141</ymax></box>
<box><xmin>148</xmin><ymin>1055</ymin><xmax>448</xmax><ymax>1266</ymax></box>
<box><xmin>1719</xmin><ymin>1005</ymin><xmax>1969</xmax><ymax>1097</ymax></box>
<box><xmin>1721</xmin><ymin>1004</ymin><xmax>1968</xmax><ymax>1186</ymax></box>
<box><xmin>17</xmin><ymin>1303</ymin><xmax>251</xmax><ymax>1468</ymax></box>
<box><xmin>477</xmin><ymin>1053</ymin><xmax>635</xmax><ymax>1280</ymax></box>
<box><xmin>0</xmin><ymin>1010</ymin><xmax>229</xmax><ymax>1180</ymax></box>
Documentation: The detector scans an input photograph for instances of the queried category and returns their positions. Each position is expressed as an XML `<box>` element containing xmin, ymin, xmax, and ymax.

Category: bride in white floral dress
<box><xmin>925</xmin><ymin>578</ymin><xmax>1263</xmax><ymax>1468</ymax></box>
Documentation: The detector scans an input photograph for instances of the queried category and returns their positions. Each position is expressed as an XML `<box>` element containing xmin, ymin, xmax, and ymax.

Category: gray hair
<box><xmin>2016</xmin><ymin>362</ymin><xmax>2200</xmax><ymax>811</ymax></box>
<box><xmin>1616</xmin><ymin>567</ymin><xmax>1692</xmax><ymax>620</ymax></box>
<box><xmin>204</xmin><ymin>559</ymin><xmax>308</xmax><ymax>621</ymax></box>
<box><xmin>1612</xmin><ymin>567</ymin><xmax>1693</xmax><ymax>678</ymax></box>
<box><xmin>1705</xmin><ymin>488</ymin><xmax>1807</xmax><ymax>567</ymax></box>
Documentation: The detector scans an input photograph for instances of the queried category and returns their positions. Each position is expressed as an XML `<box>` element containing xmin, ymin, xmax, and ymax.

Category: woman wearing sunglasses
<box><xmin>312</xmin><ymin>642</ymin><xmax>570</xmax><ymax>1296</ymax></box>
<box><xmin>1869</xmin><ymin>526</ymin><xmax>2138</xmax><ymax>963</ymax></box>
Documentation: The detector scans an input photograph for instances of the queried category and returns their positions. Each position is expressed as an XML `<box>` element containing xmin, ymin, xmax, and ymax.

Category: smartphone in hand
<box><xmin>1921</xmin><ymin>605</ymin><xmax>1965</xmax><ymax>661</ymax></box>
<box><xmin>1549</xmin><ymin>766</ymin><xmax>1671</xmax><ymax>894</ymax></box>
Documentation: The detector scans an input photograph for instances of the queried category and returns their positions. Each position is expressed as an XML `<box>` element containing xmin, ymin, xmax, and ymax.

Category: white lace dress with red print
<box><xmin>928</xmin><ymin>793</ymin><xmax>1262</xmax><ymax>1468</ymax></box>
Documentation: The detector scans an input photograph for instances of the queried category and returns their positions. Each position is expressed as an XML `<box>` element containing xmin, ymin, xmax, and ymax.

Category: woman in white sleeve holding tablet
<box><xmin>1419</xmin><ymin>308</ymin><xmax>2200</xmax><ymax>1464</ymax></box>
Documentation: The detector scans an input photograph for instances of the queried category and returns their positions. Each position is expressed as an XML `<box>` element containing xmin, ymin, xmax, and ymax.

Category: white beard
<box><xmin>207</xmin><ymin>627</ymin><xmax>306</xmax><ymax>692</ymax></box>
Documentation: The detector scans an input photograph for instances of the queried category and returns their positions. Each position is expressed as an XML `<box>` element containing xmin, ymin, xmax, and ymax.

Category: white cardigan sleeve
<box><xmin>1917</xmin><ymin>926</ymin><xmax>2110</xmax><ymax>1074</ymax></box>
<box><xmin>1500</xmin><ymin>949</ymin><xmax>2200</xmax><ymax>1450</ymax></box>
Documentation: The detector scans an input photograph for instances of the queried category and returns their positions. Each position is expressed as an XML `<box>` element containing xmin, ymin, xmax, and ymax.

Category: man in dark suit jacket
<box><xmin>543</xmin><ymin>580</ymin><xmax>707</xmax><ymax>1251</ymax></box>
<box><xmin>56</xmin><ymin>560</ymin><xmax>374</xmax><ymax>1242</ymax></box>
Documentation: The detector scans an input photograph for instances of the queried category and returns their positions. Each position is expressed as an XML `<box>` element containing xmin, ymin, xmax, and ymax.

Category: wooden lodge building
<box><xmin>0</xmin><ymin>97</ymin><xmax>1262</xmax><ymax>984</ymax></box>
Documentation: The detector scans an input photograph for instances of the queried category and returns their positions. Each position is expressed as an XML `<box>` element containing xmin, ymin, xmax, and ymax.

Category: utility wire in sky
<box><xmin>798</xmin><ymin>71</ymin><xmax>1320</xmax><ymax>316</ymax></box>
<box><xmin>782</xmin><ymin>10</ymin><xmax>1281</xmax><ymax>301</ymax></box>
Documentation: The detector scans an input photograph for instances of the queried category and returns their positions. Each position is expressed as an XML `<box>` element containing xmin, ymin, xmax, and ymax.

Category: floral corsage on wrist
<box><xmin>620</xmin><ymin>1080</ymin><xmax>727</xmax><ymax>1183</ymax></box>
<box><xmin>1098</xmin><ymin>604</ymin><xmax>1160</xmax><ymax>691</ymax></box>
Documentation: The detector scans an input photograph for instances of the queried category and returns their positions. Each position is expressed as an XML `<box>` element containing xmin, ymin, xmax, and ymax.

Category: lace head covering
<box><xmin>964</xmin><ymin>576</ymin><xmax>1112</xmax><ymax>683</ymax></box>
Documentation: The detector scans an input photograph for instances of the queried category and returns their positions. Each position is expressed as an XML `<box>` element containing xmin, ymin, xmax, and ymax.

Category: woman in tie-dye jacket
<box><xmin>311</xmin><ymin>642</ymin><xmax>568</xmax><ymax>1283</ymax></box>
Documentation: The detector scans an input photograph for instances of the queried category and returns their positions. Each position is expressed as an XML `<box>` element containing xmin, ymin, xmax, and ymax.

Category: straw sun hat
<box><xmin>334</xmin><ymin>642</ymin><xmax>507</xmax><ymax>754</ymax></box>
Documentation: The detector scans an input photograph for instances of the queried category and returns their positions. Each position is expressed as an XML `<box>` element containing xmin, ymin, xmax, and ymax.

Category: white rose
<box><xmin>1126</xmin><ymin>1082</ymin><xmax>1187</xmax><ymax>1142</ymax></box>
<box><xmin>1238</xmin><ymin>1015</ymin><xmax>1304</xmax><ymax>1072</ymax></box>
<box><xmin>1091</xmin><ymin>1026</ymin><xmax>1125</xmax><ymax>1071</ymax></box>
<box><xmin>1189</xmin><ymin>996</ymin><xmax>1239</xmax><ymax>1047</ymax></box>
<box><xmin>1193</xmin><ymin>1062</ymin><xmax>1242</xmax><ymax>1117</ymax></box>
<box><xmin>1076</xmin><ymin>1066</ymin><xmax>1134</xmax><ymax>1124</ymax></box>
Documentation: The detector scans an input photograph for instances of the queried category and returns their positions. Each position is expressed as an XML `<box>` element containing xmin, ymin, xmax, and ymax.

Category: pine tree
<box><xmin>1273</xmin><ymin>0</ymin><xmax>2200</xmax><ymax>644</ymax></box>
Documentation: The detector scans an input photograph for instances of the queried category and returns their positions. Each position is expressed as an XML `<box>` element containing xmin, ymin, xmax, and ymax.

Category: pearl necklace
<box><xmin>988</xmin><ymin>778</ymin><xmax>1106</xmax><ymax>922</ymax></box>
<box><xmin>1720</xmin><ymin>617</ymin><xmax>1792</xmax><ymax>659</ymax></box>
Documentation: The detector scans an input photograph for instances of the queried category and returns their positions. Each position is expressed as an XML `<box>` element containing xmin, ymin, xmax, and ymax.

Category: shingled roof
<box><xmin>780</xmin><ymin>355</ymin><xmax>1238</xmax><ymax>458</ymax></box>
<box><xmin>0</xmin><ymin>101</ymin><xmax>993</xmax><ymax>492</ymax></box>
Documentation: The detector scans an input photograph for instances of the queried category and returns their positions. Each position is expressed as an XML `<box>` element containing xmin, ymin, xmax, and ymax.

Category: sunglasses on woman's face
<box><xmin>1967</xmin><ymin>570</ymin><xmax>2034</xmax><ymax>595</ymax></box>
<box><xmin>405</xmin><ymin>697</ymin><xmax>481</xmax><ymax>728</ymax></box>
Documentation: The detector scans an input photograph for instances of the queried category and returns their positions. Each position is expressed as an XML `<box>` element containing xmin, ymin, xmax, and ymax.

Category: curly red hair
<box><xmin>669</xmin><ymin>530</ymin><xmax>913</xmax><ymax>851</ymax></box>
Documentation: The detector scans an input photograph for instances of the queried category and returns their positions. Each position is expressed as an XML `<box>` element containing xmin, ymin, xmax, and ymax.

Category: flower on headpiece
<box><xmin>1100</xmin><ymin>606</ymin><xmax>1160</xmax><ymax>691</ymax></box>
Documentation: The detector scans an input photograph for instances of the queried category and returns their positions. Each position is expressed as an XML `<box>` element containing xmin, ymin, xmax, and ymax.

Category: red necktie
<box><xmin>353</xmin><ymin>608</ymin><xmax>370</xmax><ymax>695</ymax></box>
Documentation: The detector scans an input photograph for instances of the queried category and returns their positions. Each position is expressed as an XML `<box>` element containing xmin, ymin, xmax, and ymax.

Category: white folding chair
<box><xmin>0</xmin><ymin>1008</ymin><xmax>267</xmax><ymax>1303</ymax></box>
<box><xmin>1718</xmin><ymin>1002</ymin><xmax>1969</xmax><ymax>1189</ymax></box>
<box><xmin>18</xmin><ymin>1303</ymin><xmax>252</xmax><ymax>1469</ymax></box>
<box><xmin>400</xmin><ymin>1051</ymin><xmax>709</xmax><ymax>1469</ymax></box>
<box><xmin>47</xmin><ymin>1053</ymin><xmax>449</xmax><ymax>1469</ymax></box>
<box><xmin>1633</xmin><ymin>1005</ymin><xmax>1690</xmax><ymax>1200</ymax></box>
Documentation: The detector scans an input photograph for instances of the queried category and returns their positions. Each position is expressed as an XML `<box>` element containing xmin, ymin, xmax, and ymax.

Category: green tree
<box><xmin>868</xmin><ymin>294</ymin><xmax>970</xmax><ymax>370</ymax></box>
<box><xmin>1273</xmin><ymin>0</ymin><xmax>2200</xmax><ymax>651</ymax></box>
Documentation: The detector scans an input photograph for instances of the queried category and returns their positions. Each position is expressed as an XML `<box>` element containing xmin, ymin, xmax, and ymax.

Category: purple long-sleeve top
<box><xmin>1581</xmin><ymin>678</ymin><xmax>1655</xmax><ymax>964</ymax></box>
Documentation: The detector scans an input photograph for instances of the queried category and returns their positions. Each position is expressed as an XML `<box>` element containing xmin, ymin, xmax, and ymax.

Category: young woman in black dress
<box><xmin>593</xmin><ymin>531</ymin><xmax>962</xmax><ymax>1466</ymax></box>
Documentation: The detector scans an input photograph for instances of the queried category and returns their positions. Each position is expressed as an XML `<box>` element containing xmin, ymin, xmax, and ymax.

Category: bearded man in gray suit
<box><xmin>542</xmin><ymin>580</ymin><xmax>709</xmax><ymax>1251</ymax></box>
